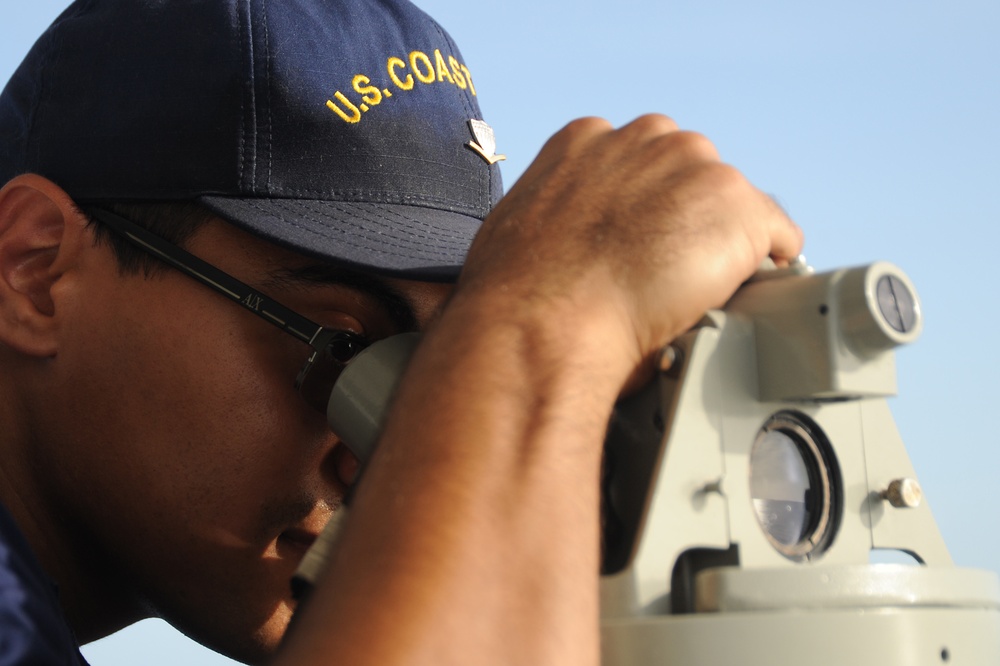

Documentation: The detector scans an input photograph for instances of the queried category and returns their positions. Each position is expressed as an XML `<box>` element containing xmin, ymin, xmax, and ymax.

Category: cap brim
<box><xmin>199</xmin><ymin>196</ymin><xmax>483</xmax><ymax>281</ymax></box>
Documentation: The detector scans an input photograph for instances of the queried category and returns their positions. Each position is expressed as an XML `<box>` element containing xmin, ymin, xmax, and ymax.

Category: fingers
<box><xmin>766</xmin><ymin>200</ymin><xmax>805</xmax><ymax>265</ymax></box>
<box><xmin>537</xmin><ymin>115</ymin><xmax>717</xmax><ymax>181</ymax></box>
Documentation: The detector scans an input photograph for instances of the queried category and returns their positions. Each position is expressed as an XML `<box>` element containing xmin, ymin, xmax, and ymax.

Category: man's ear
<box><xmin>0</xmin><ymin>174</ymin><xmax>90</xmax><ymax>357</ymax></box>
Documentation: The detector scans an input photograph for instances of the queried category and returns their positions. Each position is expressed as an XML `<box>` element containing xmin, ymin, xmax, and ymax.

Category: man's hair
<box><xmin>84</xmin><ymin>202</ymin><xmax>214</xmax><ymax>277</ymax></box>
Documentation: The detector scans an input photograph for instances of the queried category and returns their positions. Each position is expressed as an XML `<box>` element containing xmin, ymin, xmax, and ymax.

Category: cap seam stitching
<box><xmin>240</xmin><ymin>199</ymin><xmax>465</xmax><ymax>258</ymax></box>
<box><xmin>237</xmin><ymin>0</ymin><xmax>248</xmax><ymax>187</ymax></box>
<box><xmin>261</xmin><ymin>0</ymin><xmax>274</xmax><ymax>192</ymax></box>
<box><xmin>245</xmin><ymin>188</ymin><xmax>486</xmax><ymax>215</ymax></box>
<box><xmin>249</xmin><ymin>198</ymin><xmax>476</xmax><ymax>241</ymax></box>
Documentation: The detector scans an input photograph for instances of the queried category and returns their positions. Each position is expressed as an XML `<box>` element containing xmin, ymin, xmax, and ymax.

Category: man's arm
<box><xmin>275</xmin><ymin>115</ymin><xmax>803</xmax><ymax>665</ymax></box>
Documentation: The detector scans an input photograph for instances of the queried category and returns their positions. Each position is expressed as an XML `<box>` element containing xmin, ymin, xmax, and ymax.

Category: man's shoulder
<box><xmin>0</xmin><ymin>503</ymin><xmax>90</xmax><ymax>666</ymax></box>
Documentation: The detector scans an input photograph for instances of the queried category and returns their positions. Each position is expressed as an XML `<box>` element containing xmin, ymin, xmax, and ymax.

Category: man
<box><xmin>0</xmin><ymin>1</ymin><xmax>801</xmax><ymax>664</ymax></box>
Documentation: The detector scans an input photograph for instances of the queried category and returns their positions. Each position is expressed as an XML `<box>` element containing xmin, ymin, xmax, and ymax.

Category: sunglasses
<box><xmin>80</xmin><ymin>206</ymin><xmax>368</xmax><ymax>415</ymax></box>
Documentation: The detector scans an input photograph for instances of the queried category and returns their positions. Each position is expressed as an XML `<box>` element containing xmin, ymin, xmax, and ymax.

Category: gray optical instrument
<box><xmin>295</xmin><ymin>259</ymin><xmax>1000</xmax><ymax>665</ymax></box>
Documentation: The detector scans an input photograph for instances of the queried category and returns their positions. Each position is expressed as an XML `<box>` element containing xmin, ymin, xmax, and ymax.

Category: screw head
<box><xmin>881</xmin><ymin>478</ymin><xmax>922</xmax><ymax>508</ymax></box>
<box><xmin>658</xmin><ymin>344</ymin><xmax>683</xmax><ymax>375</ymax></box>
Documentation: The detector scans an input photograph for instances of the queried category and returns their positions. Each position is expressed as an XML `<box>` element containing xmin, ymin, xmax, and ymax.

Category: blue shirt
<box><xmin>0</xmin><ymin>502</ymin><xmax>90</xmax><ymax>665</ymax></box>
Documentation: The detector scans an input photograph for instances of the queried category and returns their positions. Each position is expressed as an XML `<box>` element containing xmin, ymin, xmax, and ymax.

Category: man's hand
<box><xmin>459</xmin><ymin>114</ymin><xmax>803</xmax><ymax>390</ymax></box>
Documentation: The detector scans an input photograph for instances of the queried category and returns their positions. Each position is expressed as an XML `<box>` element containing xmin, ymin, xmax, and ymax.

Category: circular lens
<box><xmin>750</xmin><ymin>412</ymin><xmax>839</xmax><ymax>561</ymax></box>
<box><xmin>750</xmin><ymin>430</ymin><xmax>812</xmax><ymax>546</ymax></box>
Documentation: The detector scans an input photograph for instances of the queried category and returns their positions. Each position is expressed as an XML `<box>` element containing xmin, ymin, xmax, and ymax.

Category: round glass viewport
<box><xmin>749</xmin><ymin>412</ymin><xmax>839</xmax><ymax>561</ymax></box>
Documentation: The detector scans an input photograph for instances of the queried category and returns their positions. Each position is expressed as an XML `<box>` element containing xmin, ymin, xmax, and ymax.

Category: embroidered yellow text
<box><xmin>326</xmin><ymin>48</ymin><xmax>476</xmax><ymax>124</ymax></box>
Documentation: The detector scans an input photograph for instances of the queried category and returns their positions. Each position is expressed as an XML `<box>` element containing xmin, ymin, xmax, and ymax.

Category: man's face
<box><xmin>31</xmin><ymin>216</ymin><xmax>451</xmax><ymax>662</ymax></box>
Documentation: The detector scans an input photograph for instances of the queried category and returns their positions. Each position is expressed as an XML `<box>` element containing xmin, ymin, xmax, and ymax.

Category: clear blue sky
<box><xmin>3</xmin><ymin>1</ymin><xmax>999</xmax><ymax>663</ymax></box>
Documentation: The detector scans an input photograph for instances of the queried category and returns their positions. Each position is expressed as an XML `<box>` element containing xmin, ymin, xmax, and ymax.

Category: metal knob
<box><xmin>880</xmin><ymin>478</ymin><xmax>922</xmax><ymax>508</ymax></box>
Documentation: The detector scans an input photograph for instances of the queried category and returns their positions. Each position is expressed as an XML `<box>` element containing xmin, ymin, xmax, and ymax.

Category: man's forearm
<box><xmin>278</xmin><ymin>289</ymin><xmax>621</xmax><ymax>665</ymax></box>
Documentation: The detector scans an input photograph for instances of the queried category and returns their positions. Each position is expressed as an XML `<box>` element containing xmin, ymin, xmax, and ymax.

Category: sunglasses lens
<box><xmin>297</xmin><ymin>332</ymin><xmax>366</xmax><ymax>413</ymax></box>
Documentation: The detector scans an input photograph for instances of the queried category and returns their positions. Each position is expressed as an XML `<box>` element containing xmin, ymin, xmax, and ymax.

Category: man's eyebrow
<box><xmin>264</xmin><ymin>264</ymin><xmax>418</xmax><ymax>333</ymax></box>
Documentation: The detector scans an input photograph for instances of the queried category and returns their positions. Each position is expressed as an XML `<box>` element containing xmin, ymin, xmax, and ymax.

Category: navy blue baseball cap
<box><xmin>0</xmin><ymin>0</ymin><xmax>505</xmax><ymax>279</ymax></box>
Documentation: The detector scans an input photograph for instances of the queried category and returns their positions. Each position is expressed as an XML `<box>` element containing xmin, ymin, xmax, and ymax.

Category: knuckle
<box><xmin>540</xmin><ymin>117</ymin><xmax>613</xmax><ymax>158</ymax></box>
<box><xmin>625</xmin><ymin>113</ymin><xmax>680</xmax><ymax>135</ymax></box>
<box><xmin>656</xmin><ymin>130</ymin><xmax>721</xmax><ymax>163</ymax></box>
<box><xmin>560</xmin><ymin>116</ymin><xmax>614</xmax><ymax>138</ymax></box>
<box><xmin>692</xmin><ymin>160</ymin><xmax>749</xmax><ymax>194</ymax></box>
